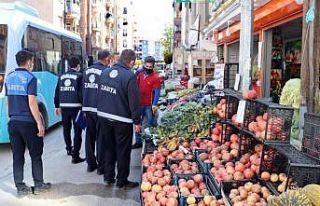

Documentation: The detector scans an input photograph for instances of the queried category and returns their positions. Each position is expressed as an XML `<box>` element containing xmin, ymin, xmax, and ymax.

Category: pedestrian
<box><xmin>97</xmin><ymin>49</ymin><xmax>141</xmax><ymax>188</ymax></box>
<box><xmin>5</xmin><ymin>50</ymin><xmax>51</xmax><ymax>195</ymax></box>
<box><xmin>132</xmin><ymin>56</ymin><xmax>161</xmax><ymax>149</ymax></box>
<box><xmin>109</xmin><ymin>52</ymin><xmax>120</xmax><ymax>66</ymax></box>
<box><xmin>54</xmin><ymin>56</ymin><xmax>85</xmax><ymax>164</ymax></box>
<box><xmin>82</xmin><ymin>49</ymin><xmax>111</xmax><ymax>174</ymax></box>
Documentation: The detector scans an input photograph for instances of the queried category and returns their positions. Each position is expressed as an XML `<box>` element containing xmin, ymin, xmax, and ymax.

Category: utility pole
<box><xmin>238</xmin><ymin>0</ymin><xmax>254</xmax><ymax>91</ymax></box>
<box><xmin>298</xmin><ymin>0</ymin><xmax>319</xmax><ymax>142</ymax></box>
<box><xmin>301</xmin><ymin>0</ymin><xmax>320</xmax><ymax>113</ymax></box>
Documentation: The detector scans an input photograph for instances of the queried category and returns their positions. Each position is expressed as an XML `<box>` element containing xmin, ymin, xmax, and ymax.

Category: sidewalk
<box><xmin>0</xmin><ymin>125</ymin><xmax>141</xmax><ymax>206</ymax></box>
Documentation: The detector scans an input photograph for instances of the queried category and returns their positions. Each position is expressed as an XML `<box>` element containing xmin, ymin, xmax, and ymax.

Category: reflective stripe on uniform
<box><xmin>60</xmin><ymin>103</ymin><xmax>82</xmax><ymax>107</ymax></box>
<box><xmin>82</xmin><ymin>107</ymin><xmax>97</xmax><ymax>113</ymax></box>
<box><xmin>97</xmin><ymin>111</ymin><xmax>133</xmax><ymax>123</ymax></box>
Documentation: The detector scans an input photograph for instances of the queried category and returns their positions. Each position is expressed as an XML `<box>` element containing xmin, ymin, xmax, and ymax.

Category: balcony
<box><xmin>65</xmin><ymin>1</ymin><xmax>80</xmax><ymax>19</ymax></box>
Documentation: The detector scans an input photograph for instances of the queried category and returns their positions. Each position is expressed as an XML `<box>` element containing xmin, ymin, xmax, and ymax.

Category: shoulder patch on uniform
<box><xmin>109</xmin><ymin>70</ymin><xmax>118</xmax><ymax>79</ymax></box>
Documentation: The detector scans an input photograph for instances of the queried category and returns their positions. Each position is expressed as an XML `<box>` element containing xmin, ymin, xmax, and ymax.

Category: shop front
<box><xmin>211</xmin><ymin>0</ymin><xmax>303</xmax><ymax>102</ymax></box>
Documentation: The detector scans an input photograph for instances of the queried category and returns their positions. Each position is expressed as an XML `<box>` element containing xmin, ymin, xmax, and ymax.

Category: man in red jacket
<box><xmin>132</xmin><ymin>56</ymin><xmax>161</xmax><ymax>149</ymax></box>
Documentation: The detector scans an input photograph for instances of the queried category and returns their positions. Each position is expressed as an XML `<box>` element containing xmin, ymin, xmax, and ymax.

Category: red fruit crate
<box><xmin>302</xmin><ymin>113</ymin><xmax>320</xmax><ymax>160</ymax></box>
<box><xmin>245</xmin><ymin>100</ymin><xmax>294</xmax><ymax>143</ymax></box>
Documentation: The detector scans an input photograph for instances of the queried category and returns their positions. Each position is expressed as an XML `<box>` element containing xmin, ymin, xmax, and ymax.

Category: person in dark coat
<box><xmin>97</xmin><ymin>49</ymin><xmax>141</xmax><ymax>188</ymax></box>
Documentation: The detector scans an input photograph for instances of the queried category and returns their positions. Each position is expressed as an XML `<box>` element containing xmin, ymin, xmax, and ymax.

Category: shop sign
<box><xmin>236</xmin><ymin>100</ymin><xmax>246</xmax><ymax>123</ymax></box>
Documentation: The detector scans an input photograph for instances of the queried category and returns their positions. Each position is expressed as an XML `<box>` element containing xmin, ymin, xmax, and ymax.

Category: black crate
<box><xmin>225</xmin><ymin>93</ymin><xmax>242</xmax><ymax>121</ymax></box>
<box><xmin>142</xmin><ymin>138</ymin><xmax>157</xmax><ymax>155</ymax></box>
<box><xmin>195</xmin><ymin>150</ymin><xmax>213</xmax><ymax>174</ymax></box>
<box><xmin>239</xmin><ymin>129</ymin><xmax>262</xmax><ymax>156</ymax></box>
<box><xmin>259</xmin><ymin>143</ymin><xmax>320</xmax><ymax>193</ymax></box>
<box><xmin>221</xmin><ymin>180</ymin><xmax>275</xmax><ymax>206</ymax></box>
<box><xmin>243</xmin><ymin>100</ymin><xmax>260</xmax><ymax>129</ymax></box>
<box><xmin>302</xmin><ymin>113</ymin><xmax>320</xmax><ymax>160</ymax></box>
<box><xmin>208</xmin><ymin>162</ymin><xmax>255</xmax><ymax>191</ymax></box>
<box><xmin>246</xmin><ymin>100</ymin><xmax>294</xmax><ymax>143</ymax></box>
<box><xmin>260</xmin><ymin>144</ymin><xmax>288</xmax><ymax>174</ymax></box>
<box><xmin>174</xmin><ymin>174</ymin><xmax>221</xmax><ymax>205</ymax></box>
<box><xmin>287</xmin><ymin>163</ymin><xmax>320</xmax><ymax>187</ymax></box>
<box><xmin>265</xmin><ymin>143</ymin><xmax>320</xmax><ymax>187</ymax></box>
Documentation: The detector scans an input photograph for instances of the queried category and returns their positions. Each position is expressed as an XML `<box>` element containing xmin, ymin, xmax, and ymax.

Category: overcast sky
<box><xmin>133</xmin><ymin>0</ymin><xmax>173</xmax><ymax>41</ymax></box>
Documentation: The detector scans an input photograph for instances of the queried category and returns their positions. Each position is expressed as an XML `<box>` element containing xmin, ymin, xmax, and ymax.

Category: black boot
<box><xmin>72</xmin><ymin>156</ymin><xmax>86</xmax><ymax>164</ymax></box>
<box><xmin>116</xmin><ymin>180</ymin><xmax>139</xmax><ymax>189</ymax></box>
<box><xmin>33</xmin><ymin>182</ymin><xmax>51</xmax><ymax>195</ymax></box>
<box><xmin>87</xmin><ymin>165</ymin><xmax>97</xmax><ymax>172</ymax></box>
<box><xmin>17</xmin><ymin>184</ymin><xmax>33</xmax><ymax>196</ymax></box>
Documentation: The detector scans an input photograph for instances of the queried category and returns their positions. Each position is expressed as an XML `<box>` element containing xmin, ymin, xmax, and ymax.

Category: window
<box><xmin>23</xmin><ymin>26</ymin><xmax>62</xmax><ymax>75</ymax></box>
<box><xmin>62</xmin><ymin>38</ymin><xmax>83</xmax><ymax>72</ymax></box>
<box><xmin>123</xmin><ymin>18</ymin><xmax>128</xmax><ymax>25</ymax></box>
<box><xmin>123</xmin><ymin>29</ymin><xmax>127</xmax><ymax>37</ymax></box>
<box><xmin>123</xmin><ymin>7</ymin><xmax>127</xmax><ymax>14</ymax></box>
<box><xmin>123</xmin><ymin>40</ymin><xmax>127</xmax><ymax>48</ymax></box>
<box><xmin>0</xmin><ymin>24</ymin><xmax>7</xmax><ymax>92</ymax></box>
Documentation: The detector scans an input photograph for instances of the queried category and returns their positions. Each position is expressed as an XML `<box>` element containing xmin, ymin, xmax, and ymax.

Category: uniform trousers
<box><xmin>8</xmin><ymin>120</ymin><xmax>44</xmax><ymax>188</ymax></box>
<box><xmin>97</xmin><ymin>117</ymin><xmax>133</xmax><ymax>183</ymax></box>
<box><xmin>61</xmin><ymin>109</ymin><xmax>82</xmax><ymax>157</ymax></box>
<box><xmin>85</xmin><ymin>112</ymin><xmax>104</xmax><ymax>170</ymax></box>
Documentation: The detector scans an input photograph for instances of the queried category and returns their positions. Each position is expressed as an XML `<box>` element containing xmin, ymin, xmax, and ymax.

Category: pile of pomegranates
<box><xmin>170</xmin><ymin>159</ymin><xmax>199</xmax><ymax>175</ymax></box>
<box><xmin>248</xmin><ymin>113</ymin><xmax>287</xmax><ymax>141</ymax></box>
<box><xmin>228</xmin><ymin>182</ymin><xmax>273</xmax><ymax>206</ymax></box>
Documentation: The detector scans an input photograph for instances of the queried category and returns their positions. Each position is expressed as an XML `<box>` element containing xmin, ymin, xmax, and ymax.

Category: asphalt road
<box><xmin>0</xmin><ymin>124</ymin><xmax>141</xmax><ymax>206</ymax></box>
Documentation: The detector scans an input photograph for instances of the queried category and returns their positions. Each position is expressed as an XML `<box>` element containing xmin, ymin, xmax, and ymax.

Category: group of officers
<box><xmin>5</xmin><ymin>48</ymin><xmax>161</xmax><ymax>196</ymax></box>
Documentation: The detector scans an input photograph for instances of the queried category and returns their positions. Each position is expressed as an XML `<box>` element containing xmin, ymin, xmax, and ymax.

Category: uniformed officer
<box><xmin>82</xmin><ymin>49</ymin><xmax>111</xmax><ymax>174</ymax></box>
<box><xmin>5</xmin><ymin>50</ymin><xmax>51</xmax><ymax>195</ymax></box>
<box><xmin>54</xmin><ymin>56</ymin><xmax>85</xmax><ymax>164</ymax></box>
<box><xmin>97</xmin><ymin>49</ymin><xmax>141</xmax><ymax>188</ymax></box>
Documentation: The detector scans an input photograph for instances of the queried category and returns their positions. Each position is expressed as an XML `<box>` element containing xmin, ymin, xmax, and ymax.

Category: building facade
<box><xmin>173</xmin><ymin>1</ymin><xmax>216</xmax><ymax>84</ymax></box>
<box><xmin>116</xmin><ymin>0</ymin><xmax>136</xmax><ymax>52</ymax></box>
<box><xmin>2</xmin><ymin>0</ymin><xmax>65</xmax><ymax>28</ymax></box>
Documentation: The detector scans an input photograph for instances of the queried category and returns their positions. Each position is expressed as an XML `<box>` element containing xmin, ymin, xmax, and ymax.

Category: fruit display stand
<box><xmin>140</xmin><ymin>88</ymin><xmax>320</xmax><ymax>206</ymax></box>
